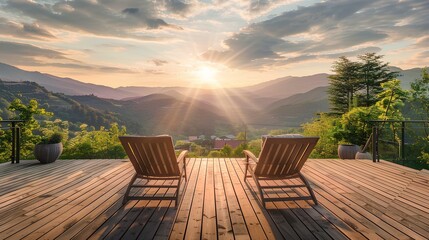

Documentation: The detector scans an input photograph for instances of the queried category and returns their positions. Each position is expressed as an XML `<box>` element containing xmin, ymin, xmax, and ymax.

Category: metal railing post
<box><xmin>372</xmin><ymin>126</ymin><xmax>377</xmax><ymax>162</ymax></box>
<box><xmin>368</xmin><ymin>119</ymin><xmax>429</xmax><ymax>167</ymax></box>
<box><xmin>11</xmin><ymin>122</ymin><xmax>16</xmax><ymax>163</ymax></box>
<box><xmin>376</xmin><ymin>126</ymin><xmax>380</xmax><ymax>162</ymax></box>
<box><xmin>1</xmin><ymin>120</ymin><xmax>24</xmax><ymax>163</ymax></box>
<box><xmin>16</xmin><ymin>126</ymin><xmax>21</xmax><ymax>163</ymax></box>
<box><xmin>401</xmin><ymin>121</ymin><xmax>405</xmax><ymax>163</ymax></box>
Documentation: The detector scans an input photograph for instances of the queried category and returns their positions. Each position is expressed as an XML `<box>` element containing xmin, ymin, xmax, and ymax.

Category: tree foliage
<box><xmin>339</xmin><ymin>106</ymin><xmax>381</xmax><ymax>146</ymax></box>
<box><xmin>410</xmin><ymin>68</ymin><xmax>429</xmax><ymax>120</ymax></box>
<box><xmin>62</xmin><ymin>123</ymin><xmax>126</xmax><ymax>159</ymax></box>
<box><xmin>302</xmin><ymin>113</ymin><xmax>340</xmax><ymax>158</ymax></box>
<box><xmin>358</xmin><ymin>53</ymin><xmax>399</xmax><ymax>107</ymax></box>
<box><xmin>328</xmin><ymin>56</ymin><xmax>362</xmax><ymax>113</ymax></box>
<box><xmin>220</xmin><ymin>144</ymin><xmax>233</xmax><ymax>157</ymax></box>
<box><xmin>328</xmin><ymin>53</ymin><xmax>398</xmax><ymax>114</ymax></box>
<box><xmin>407</xmin><ymin>68</ymin><xmax>429</xmax><ymax>164</ymax></box>
<box><xmin>0</xmin><ymin>98</ymin><xmax>128</xmax><ymax>162</ymax></box>
<box><xmin>310</xmin><ymin>77</ymin><xmax>412</xmax><ymax>159</ymax></box>
<box><xmin>7</xmin><ymin>99</ymin><xmax>52</xmax><ymax>158</ymax></box>
<box><xmin>335</xmin><ymin>80</ymin><xmax>407</xmax><ymax>147</ymax></box>
<box><xmin>376</xmin><ymin>79</ymin><xmax>408</xmax><ymax>121</ymax></box>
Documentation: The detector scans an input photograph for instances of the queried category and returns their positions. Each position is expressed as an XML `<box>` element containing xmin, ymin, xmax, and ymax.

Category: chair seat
<box><xmin>119</xmin><ymin>135</ymin><xmax>188</xmax><ymax>207</ymax></box>
<box><xmin>243</xmin><ymin>136</ymin><xmax>319</xmax><ymax>208</ymax></box>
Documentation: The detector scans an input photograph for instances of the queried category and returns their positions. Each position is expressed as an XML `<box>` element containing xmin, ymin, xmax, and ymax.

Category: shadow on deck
<box><xmin>0</xmin><ymin>158</ymin><xmax>428</xmax><ymax>239</ymax></box>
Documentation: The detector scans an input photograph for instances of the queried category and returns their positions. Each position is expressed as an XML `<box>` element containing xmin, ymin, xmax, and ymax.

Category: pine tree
<box><xmin>358</xmin><ymin>53</ymin><xmax>399</xmax><ymax>107</ymax></box>
<box><xmin>328</xmin><ymin>56</ymin><xmax>362</xmax><ymax>114</ymax></box>
<box><xmin>410</xmin><ymin>68</ymin><xmax>429</xmax><ymax>119</ymax></box>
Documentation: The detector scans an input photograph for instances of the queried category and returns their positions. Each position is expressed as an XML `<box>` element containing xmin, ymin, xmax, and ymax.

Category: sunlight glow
<box><xmin>194</xmin><ymin>66</ymin><xmax>219</xmax><ymax>85</ymax></box>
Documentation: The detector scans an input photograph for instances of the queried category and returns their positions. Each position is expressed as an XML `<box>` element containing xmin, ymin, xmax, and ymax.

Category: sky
<box><xmin>0</xmin><ymin>0</ymin><xmax>428</xmax><ymax>88</ymax></box>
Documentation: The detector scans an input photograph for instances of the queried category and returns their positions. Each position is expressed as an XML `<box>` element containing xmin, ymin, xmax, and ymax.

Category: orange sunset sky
<box><xmin>0</xmin><ymin>0</ymin><xmax>428</xmax><ymax>88</ymax></box>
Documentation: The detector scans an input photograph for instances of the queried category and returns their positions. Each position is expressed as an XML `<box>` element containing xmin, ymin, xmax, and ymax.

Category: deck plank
<box><xmin>230</xmin><ymin>158</ymin><xmax>285</xmax><ymax>239</ymax></box>
<box><xmin>153</xmin><ymin>157</ymin><xmax>197</xmax><ymax>239</ymax></box>
<box><xmin>224</xmin><ymin>158</ymin><xmax>269</xmax><ymax>239</ymax></box>
<box><xmin>214</xmin><ymin>156</ymin><xmax>234</xmax><ymax>240</ymax></box>
<box><xmin>218</xmin><ymin>157</ymin><xmax>250</xmax><ymax>239</ymax></box>
<box><xmin>0</xmin><ymin>161</ymin><xmax>124</xmax><ymax>231</ymax></box>
<box><xmin>1</xmin><ymin>162</ymin><xmax>132</xmax><ymax>239</ymax></box>
<box><xmin>306</xmin><ymin>159</ymin><xmax>428</xmax><ymax>238</ymax></box>
<box><xmin>184</xmin><ymin>158</ymin><xmax>207</xmax><ymax>239</ymax></box>
<box><xmin>202</xmin><ymin>158</ymin><xmax>217</xmax><ymax>240</ymax></box>
<box><xmin>169</xmin><ymin>158</ymin><xmax>201</xmax><ymax>239</ymax></box>
<box><xmin>305</xmin><ymin>169</ymin><xmax>409</xmax><ymax>239</ymax></box>
<box><xmin>0</xmin><ymin>159</ymin><xmax>428</xmax><ymax>240</ymax></box>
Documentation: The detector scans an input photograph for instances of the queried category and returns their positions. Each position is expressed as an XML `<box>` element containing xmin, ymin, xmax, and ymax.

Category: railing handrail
<box><xmin>0</xmin><ymin>120</ymin><xmax>25</xmax><ymax>122</ymax></box>
<box><xmin>368</xmin><ymin>120</ymin><xmax>429</xmax><ymax>123</ymax></box>
<box><xmin>370</xmin><ymin>119</ymin><xmax>429</xmax><ymax>169</ymax></box>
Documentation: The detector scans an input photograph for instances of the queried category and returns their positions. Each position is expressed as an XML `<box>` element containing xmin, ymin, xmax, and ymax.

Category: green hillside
<box><xmin>0</xmin><ymin>79</ymin><xmax>232</xmax><ymax>136</ymax></box>
<box><xmin>0</xmin><ymin>80</ymin><xmax>121</xmax><ymax>129</ymax></box>
<box><xmin>71</xmin><ymin>94</ymin><xmax>230</xmax><ymax>135</ymax></box>
<box><xmin>269</xmin><ymin>87</ymin><xmax>328</xmax><ymax>109</ymax></box>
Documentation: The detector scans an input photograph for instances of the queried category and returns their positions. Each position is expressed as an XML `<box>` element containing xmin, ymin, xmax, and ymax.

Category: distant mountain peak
<box><xmin>0</xmin><ymin>62</ymin><xmax>133</xmax><ymax>99</ymax></box>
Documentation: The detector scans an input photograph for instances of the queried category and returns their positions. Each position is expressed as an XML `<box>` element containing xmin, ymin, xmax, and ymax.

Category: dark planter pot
<box><xmin>355</xmin><ymin>151</ymin><xmax>372</xmax><ymax>160</ymax></box>
<box><xmin>338</xmin><ymin>144</ymin><xmax>360</xmax><ymax>159</ymax></box>
<box><xmin>34</xmin><ymin>143</ymin><xmax>63</xmax><ymax>164</ymax></box>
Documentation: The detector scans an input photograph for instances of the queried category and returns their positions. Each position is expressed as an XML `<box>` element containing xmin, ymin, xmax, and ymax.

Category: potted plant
<box><xmin>34</xmin><ymin>132</ymin><xmax>63</xmax><ymax>163</ymax></box>
<box><xmin>337</xmin><ymin>141</ymin><xmax>361</xmax><ymax>159</ymax></box>
<box><xmin>335</xmin><ymin>107</ymin><xmax>380</xmax><ymax>159</ymax></box>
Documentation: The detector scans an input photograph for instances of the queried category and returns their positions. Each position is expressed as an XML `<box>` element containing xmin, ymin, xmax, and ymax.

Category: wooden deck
<box><xmin>0</xmin><ymin>158</ymin><xmax>428</xmax><ymax>240</ymax></box>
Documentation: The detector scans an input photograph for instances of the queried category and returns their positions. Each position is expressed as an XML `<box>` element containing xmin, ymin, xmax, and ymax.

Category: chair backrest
<box><xmin>119</xmin><ymin>135</ymin><xmax>180</xmax><ymax>177</ymax></box>
<box><xmin>254</xmin><ymin>137</ymin><xmax>319</xmax><ymax>177</ymax></box>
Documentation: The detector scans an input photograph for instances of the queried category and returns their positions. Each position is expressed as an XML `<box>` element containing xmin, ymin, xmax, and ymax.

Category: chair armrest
<box><xmin>177</xmin><ymin>150</ymin><xmax>188</xmax><ymax>164</ymax></box>
<box><xmin>243</xmin><ymin>150</ymin><xmax>258</xmax><ymax>163</ymax></box>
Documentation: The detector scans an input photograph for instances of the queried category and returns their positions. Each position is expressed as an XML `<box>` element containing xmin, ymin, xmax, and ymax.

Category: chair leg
<box><xmin>254</xmin><ymin>176</ymin><xmax>266</xmax><ymax>208</ymax></box>
<box><xmin>244</xmin><ymin>156</ymin><xmax>249</xmax><ymax>181</ymax></box>
<box><xmin>123</xmin><ymin>173</ymin><xmax>138</xmax><ymax>205</ymax></box>
<box><xmin>299</xmin><ymin>173</ymin><xmax>318</xmax><ymax>205</ymax></box>
<box><xmin>175</xmin><ymin>177</ymin><xmax>181</xmax><ymax>207</ymax></box>
<box><xmin>184</xmin><ymin>157</ymin><xmax>187</xmax><ymax>182</ymax></box>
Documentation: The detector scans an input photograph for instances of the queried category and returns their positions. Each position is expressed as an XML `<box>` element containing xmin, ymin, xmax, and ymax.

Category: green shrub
<box><xmin>39</xmin><ymin>132</ymin><xmax>63</xmax><ymax>144</ymax></box>
<box><xmin>208</xmin><ymin>150</ymin><xmax>223</xmax><ymax>157</ymax></box>
<box><xmin>302</xmin><ymin>113</ymin><xmax>340</xmax><ymax>158</ymax></box>
<box><xmin>338</xmin><ymin>106</ymin><xmax>381</xmax><ymax>146</ymax></box>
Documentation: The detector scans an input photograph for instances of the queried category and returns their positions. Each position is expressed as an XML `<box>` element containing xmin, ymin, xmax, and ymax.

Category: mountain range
<box><xmin>0</xmin><ymin>80</ymin><xmax>121</xmax><ymax>130</ymax></box>
<box><xmin>0</xmin><ymin>62</ymin><xmax>425</xmax><ymax>135</ymax></box>
<box><xmin>0</xmin><ymin>63</ymin><xmax>132</xmax><ymax>99</ymax></box>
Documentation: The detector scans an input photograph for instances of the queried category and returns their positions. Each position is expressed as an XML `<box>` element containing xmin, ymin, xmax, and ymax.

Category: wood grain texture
<box><xmin>0</xmin><ymin>158</ymin><xmax>427</xmax><ymax>240</ymax></box>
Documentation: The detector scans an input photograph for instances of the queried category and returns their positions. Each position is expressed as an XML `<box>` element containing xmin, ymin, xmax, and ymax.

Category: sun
<box><xmin>194</xmin><ymin>66</ymin><xmax>218</xmax><ymax>84</ymax></box>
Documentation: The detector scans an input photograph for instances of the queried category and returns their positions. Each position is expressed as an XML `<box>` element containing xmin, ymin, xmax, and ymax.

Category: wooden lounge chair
<box><xmin>119</xmin><ymin>135</ymin><xmax>188</xmax><ymax>207</ymax></box>
<box><xmin>243</xmin><ymin>136</ymin><xmax>319</xmax><ymax>208</ymax></box>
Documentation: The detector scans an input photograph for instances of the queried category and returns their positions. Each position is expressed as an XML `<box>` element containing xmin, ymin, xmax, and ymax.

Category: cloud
<box><xmin>209</xmin><ymin>0</ymin><xmax>301</xmax><ymax>20</ymax></box>
<box><xmin>0</xmin><ymin>17</ymin><xmax>55</xmax><ymax>40</ymax></box>
<box><xmin>201</xmin><ymin>32</ymin><xmax>285</xmax><ymax>68</ymax></box>
<box><xmin>0</xmin><ymin>41</ymin><xmax>69</xmax><ymax>61</ymax></box>
<box><xmin>160</xmin><ymin>0</ymin><xmax>195</xmax><ymax>17</ymax></box>
<box><xmin>5</xmin><ymin>0</ymin><xmax>183</xmax><ymax>41</ymax></box>
<box><xmin>0</xmin><ymin>41</ymin><xmax>132</xmax><ymax>73</ymax></box>
<box><xmin>322</xmin><ymin>47</ymin><xmax>382</xmax><ymax>59</ymax></box>
<box><xmin>151</xmin><ymin>59</ymin><xmax>169</xmax><ymax>66</ymax></box>
<box><xmin>303</xmin><ymin>30</ymin><xmax>388</xmax><ymax>53</ymax></box>
<box><xmin>414</xmin><ymin>37</ymin><xmax>429</xmax><ymax>48</ymax></box>
<box><xmin>408</xmin><ymin>50</ymin><xmax>429</xmax><ymax>66</ymax></box>
<box><xmin>122</xmin><ymin>8</ymin><xmax>140</xmax><ymax>15</ymax></box>
<box><xmin>47</xmin><ymin>63</ymin><xmax>134</xmax><ymax>73</ymax></box>
<box><xmin>145</xmin><ymin>69</ymin><xmax>166</xmax><ymax>75</ymax></box>
<box><xmin>416</xmin><ymin>51</ymin><xmax>429</xmax><ymax>59</ymax></box>
<box><xmin>248</xmin><ymin>0</ymin><xmax>299</xmax><ymax>17</ymax></box>
<box><xmin>98</xmin><ymin>43</ymin><xmax>136</xmax><ymax>52</ymax></box>
<box><xmin>201</xmin><ymin>0</ymin><xmax>429</xmax><ymax>70</ymax></box>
